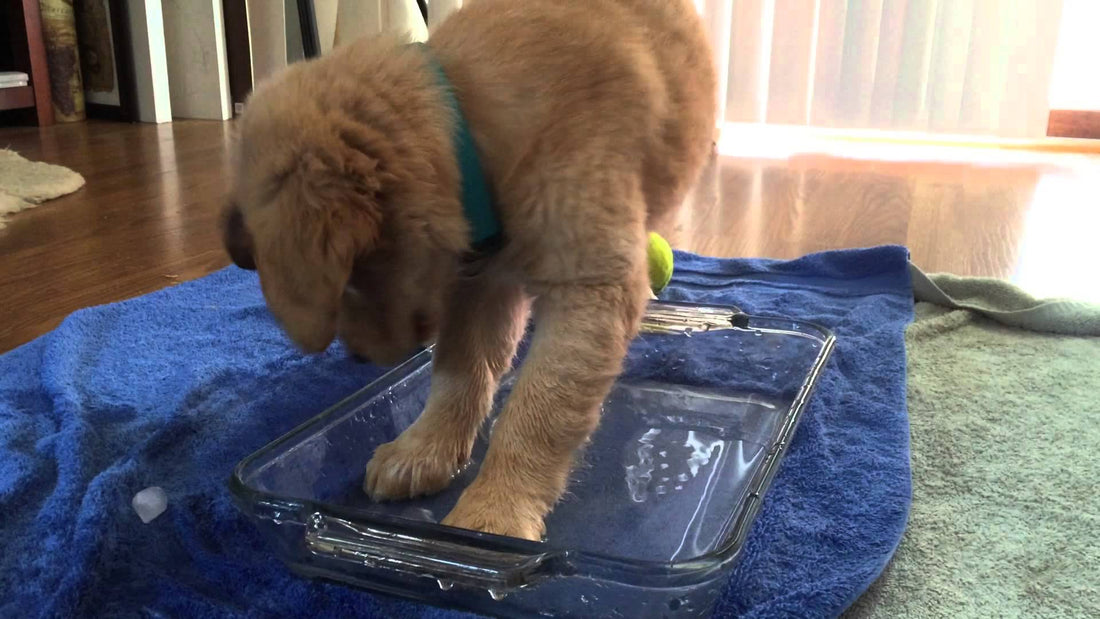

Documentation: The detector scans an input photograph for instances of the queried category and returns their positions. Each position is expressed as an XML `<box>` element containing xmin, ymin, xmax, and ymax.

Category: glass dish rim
<box><xmin>228</xmin><ymin>302</ymin><xmax>836</xmax><ymax>584</ymax></box>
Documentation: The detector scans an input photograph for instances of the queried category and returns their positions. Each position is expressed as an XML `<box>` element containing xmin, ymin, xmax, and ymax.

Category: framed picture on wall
<box><xmin>74</xmin><ymin>0</ymin><xmax>137</xmax><ymax>121</ymax></box>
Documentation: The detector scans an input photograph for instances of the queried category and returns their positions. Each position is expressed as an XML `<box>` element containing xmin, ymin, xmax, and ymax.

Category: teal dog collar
<box><xmin>416</xmin><ymin>44</ymin><xmax>502</xmax><ymax>252</ymax></box>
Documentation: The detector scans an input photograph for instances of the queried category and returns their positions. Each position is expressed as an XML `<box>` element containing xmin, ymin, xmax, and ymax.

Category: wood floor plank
<box><xmin>2</xmin><ymin>120</ymin><xmax>1098</xmax><ymax>352</ymax></box>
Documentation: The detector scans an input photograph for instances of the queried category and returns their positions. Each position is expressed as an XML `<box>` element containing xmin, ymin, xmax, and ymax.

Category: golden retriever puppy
<box><xmin>222</xmin><ymin>0</ymin><xmax>716</xmax><ymax>540</ymax></box>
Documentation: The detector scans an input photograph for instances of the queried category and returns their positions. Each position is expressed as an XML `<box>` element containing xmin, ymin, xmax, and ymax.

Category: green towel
<box><xmin>845</xmin><ymin>269</ymin><xmax>1100</xmax><ymax>619</ymax></box>
<box><xmin>909</xmin><ymin>267</ymin><xmax>1100</xmax><ymax>336</ymax></box>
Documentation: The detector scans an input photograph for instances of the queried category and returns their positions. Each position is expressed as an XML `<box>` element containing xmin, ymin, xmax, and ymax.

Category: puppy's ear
<box><xmin>252</xmin><ymin>145</ymin><xmax>387</xmax><ymax>353</ymax></box>
<box><xmin>222</xmin><ymin>201</ymin><xmax>256</xmax><ymax>270</ymax></box>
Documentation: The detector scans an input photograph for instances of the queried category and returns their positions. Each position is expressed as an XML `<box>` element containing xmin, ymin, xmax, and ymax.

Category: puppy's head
<box><xmin>223</xmin><ymin>69</ymin><xmax>456</xmax><ymax>364</ymax></box>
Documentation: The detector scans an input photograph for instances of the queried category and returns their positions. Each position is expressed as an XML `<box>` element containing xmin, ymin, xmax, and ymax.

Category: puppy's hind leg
<box><xmin>364</xmin><ymin>276</ymin><xmax>529</xmax><ymax>500</ymax></box>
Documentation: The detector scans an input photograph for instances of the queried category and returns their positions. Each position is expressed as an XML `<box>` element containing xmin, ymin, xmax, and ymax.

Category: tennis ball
<box><xmin>647</xmin><ymin>232</ymin><xmax>673</xmax><ymax>294</ymax></box>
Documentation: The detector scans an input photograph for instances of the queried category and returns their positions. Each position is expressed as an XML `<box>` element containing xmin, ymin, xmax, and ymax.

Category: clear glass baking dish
<box><xmin>230</xmin><ymin>302</ymin><xmax>835</xmax><ymax>618</ymax></box>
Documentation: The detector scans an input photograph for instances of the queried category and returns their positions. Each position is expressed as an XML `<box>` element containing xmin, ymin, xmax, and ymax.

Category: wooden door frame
<box><xmin>1048</xmin><ymin>110</ymin><xmax>1100</xmax><ymax>139</ymax></box>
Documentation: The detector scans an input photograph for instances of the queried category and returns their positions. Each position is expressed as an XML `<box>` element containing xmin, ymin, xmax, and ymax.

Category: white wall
<box><xmin>315</xmin><ymin>0</ymin><xmax>338</xmax><ymax>54</ymax></box>
<box><xmin>428</xmin><ymin>0</ymin><xmax>462</xmax><ymax>26</ymax></box>
<box><xmin>126</xmin><ymin>0</ymin><xmax>172</xmax><ymax>123</ymax></box>
<box><xmin>161</xmin><ymin>0</ymin><xmax>232</xmax><ymax>120</ymax></box>
<box><xmin>246</xmin><ymin>0</ymin><xmax>287</xmax><ymax>85</ymax></box>
<box><xmin>333</xmin><ymin>0</ymin><xmax>427</xmax><ymax>48</ymax></box>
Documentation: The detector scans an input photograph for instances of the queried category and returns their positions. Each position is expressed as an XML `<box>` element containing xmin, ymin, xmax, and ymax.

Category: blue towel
<box><xmin>0</xmin><ymin>246</ymin><xmax>912</xmax><ymax>618</ymax></box>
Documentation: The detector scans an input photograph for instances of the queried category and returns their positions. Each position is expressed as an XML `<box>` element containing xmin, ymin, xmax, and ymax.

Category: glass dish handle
<box><xmin>304</xmin><ymin>513</ymin><xmax>568</xmax><ymax>593</ymax></box>
<box><xmin>641</xmin><ymin>302</ymin><xmax>748</xmax><ymax>334</ymax></box>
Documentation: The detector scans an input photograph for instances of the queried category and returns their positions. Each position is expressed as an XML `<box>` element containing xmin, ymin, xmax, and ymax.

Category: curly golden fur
<box><xmin>222</xmin><ymin>0</ymin><xmax>716</xmax><ymax>540</ymax></box>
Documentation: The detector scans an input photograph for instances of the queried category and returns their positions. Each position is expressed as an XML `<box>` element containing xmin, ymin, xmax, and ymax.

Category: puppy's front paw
<box><xmin>442</xmin><ymin>484</ymin><xmax>546</xmax><ymax>541</ymax></box>
<box><xmin>364</xmin><ymin>427</ymin><xmax>469</xmax><ymax>500</ymax></box>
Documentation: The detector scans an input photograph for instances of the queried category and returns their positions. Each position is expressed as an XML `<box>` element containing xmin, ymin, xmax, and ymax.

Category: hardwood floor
<box><xmin>1</xmin><ymin>121</ymin><xmax>232</xmax><ymax>351</ymax></box>
<box><xmin>1</xmin><ymin>120</ymin><xmax>1098</xmax><ymax>352</ymax></box>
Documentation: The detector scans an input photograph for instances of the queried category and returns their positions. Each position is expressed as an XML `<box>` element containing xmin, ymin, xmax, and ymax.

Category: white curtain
<box><xmin>697</xmin><ymin>0</ymin><xmax>1065</xmax><ymax>138</ymax></box>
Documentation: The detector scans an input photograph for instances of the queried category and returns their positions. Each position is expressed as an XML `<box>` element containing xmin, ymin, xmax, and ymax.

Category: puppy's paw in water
<box><xmin>442</xmin><ymin>484</ymin><xmax>546</xmax><ymax>541</ymax></box>
<box><xmin>364</xmin><ymin>429</ymin><xmax>468</xmax><ymax>500</ymax></box>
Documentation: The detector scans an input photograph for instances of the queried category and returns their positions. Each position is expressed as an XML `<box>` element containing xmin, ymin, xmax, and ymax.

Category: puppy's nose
<box><xmin>222</xmin><ymin>204</ymin><xmax>257</xmax><ymax>271</ymax></box>
<box><xmin>350</xmin><ymin>353</ymin><xmax>370</xmax><ymax>364</ymax></box>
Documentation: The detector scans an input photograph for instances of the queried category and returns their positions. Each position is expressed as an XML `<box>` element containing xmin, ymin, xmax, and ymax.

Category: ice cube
<box><xmin>132</xmin><ymin>486</ymin><xmax>168</xmax><ymax>523</ymax></box>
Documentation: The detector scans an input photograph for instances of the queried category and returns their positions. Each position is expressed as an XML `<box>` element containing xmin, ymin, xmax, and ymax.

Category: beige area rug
<box><xmin>845</xmin><ymin>270</ymin><xmax>1100</xmax><ymax>619</ymax></box>
<box><xmin>0</xmin><ymin>149</ymin><xmax>85</xmax><ymax>228</ymax></box>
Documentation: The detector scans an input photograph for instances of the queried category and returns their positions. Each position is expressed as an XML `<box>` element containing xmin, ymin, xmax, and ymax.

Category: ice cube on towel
<box><xmin>131</xmin><ymin>487</ymin><xmax>168</xmax><ymax>523</ymax></box>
